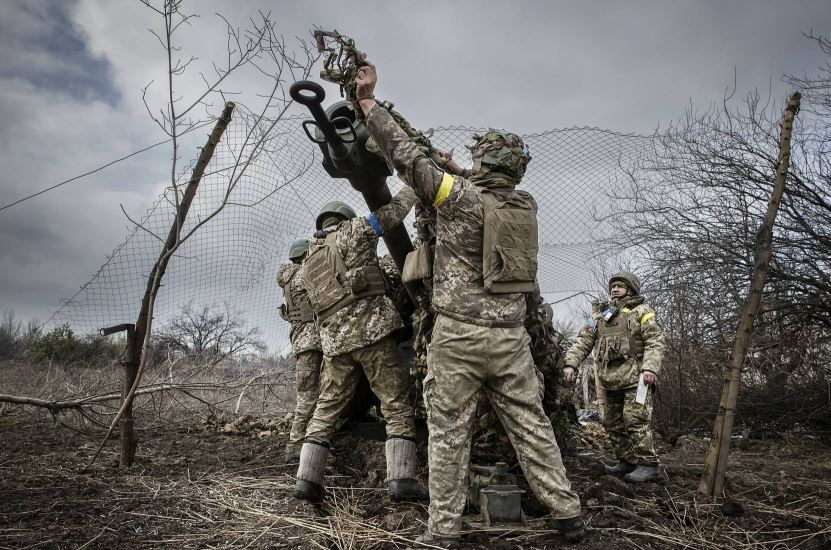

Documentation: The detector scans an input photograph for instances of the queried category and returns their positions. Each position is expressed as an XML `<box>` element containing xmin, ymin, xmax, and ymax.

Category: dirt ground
<box><xmin>1</xmin><ymin>408</ymin><xmax>830</xmax><ymax>549</ymax></box>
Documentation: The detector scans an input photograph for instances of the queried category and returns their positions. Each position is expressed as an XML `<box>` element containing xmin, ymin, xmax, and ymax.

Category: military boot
<box><xmin>552</xmin><ymin>514</ymin><xmax>586</xmax><ymax>543</ymax></box>
<box><xmin>623</xmin><ymin>464</ymin><xmax>660</xmax><ymax>483</ymax></box>
<box><xmin>603</xmin><ymin>460</ymin><xmax>637</xmax><ymax>475</ymax></box>
<box><xmin>386</xmin><ymin>437</ymin><xmax>429</xmax><ymax>501</ymax></box>
<box><xmin>414</xmin><ymin>530</ymin><xmax>459</xmax><ymax>548</ymax></box>
<box><xmin>294</xmin><ymin>441</ymin><xmax>329</xmax><ymax>502</ymax></box>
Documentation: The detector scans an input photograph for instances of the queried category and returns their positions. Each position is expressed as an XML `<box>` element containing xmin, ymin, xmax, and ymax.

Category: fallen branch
<box><xmin>0</xmin><ymin>379</ymin><xmax>282</xmax><ymax>413</ymax></box>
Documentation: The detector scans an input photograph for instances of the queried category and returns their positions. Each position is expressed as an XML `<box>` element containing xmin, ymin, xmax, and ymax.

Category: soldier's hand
<box><xmin>563</xmin><ymin>366</ymin><xmax>577</xmax><ymax>384</ymax></box>
<box><xmin>355</xmin><ymin>63</ymin><xmax>377</xmax><ymax>99</ymax></box>
<box><xmin>642</xmin><ymin>370</ymin><xmax>657</xmax><ymax>385</ymax></box>
<box><xmin>438</xmin><ymin>148</ymin><xmax>465</xmax><ymax>176</ymax></box>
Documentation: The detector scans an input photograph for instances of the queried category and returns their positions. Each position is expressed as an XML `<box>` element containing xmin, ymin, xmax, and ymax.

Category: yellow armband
<box><xmin>433</xmin><ymin>173</ymin><xmax>454</xmax><ymax>207</ymax></box>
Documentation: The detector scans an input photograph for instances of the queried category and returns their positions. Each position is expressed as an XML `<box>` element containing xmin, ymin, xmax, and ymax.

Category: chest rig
<box><xmin>596</xmin><ymin>306</ymin><xmax>646</xmax><ymax>366</ymax></box>
<box><xmin>302</xmin><ymin>231</ymin><xmax>386</xmax><ymax>321</ymax></box>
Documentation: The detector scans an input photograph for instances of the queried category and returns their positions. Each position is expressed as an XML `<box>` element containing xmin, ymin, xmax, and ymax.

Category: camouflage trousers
<box><xmin>424</xmin><ymin>314</ymin><xmax>582</xmax><ymax>537</ymax></box>
<box><xmin>287</xmin><ymin>349</ymin><xmax>323</xmax><ymax>455</ymax></box>
<box><xmin>602</xmin><ymin>385</ymin><xmax>658</xmax><ymax>465</ymax></box>
<box><xmin>304</xmin><ymin>335</ymin><xmax>415</xmax><ymax>444</ymax></box>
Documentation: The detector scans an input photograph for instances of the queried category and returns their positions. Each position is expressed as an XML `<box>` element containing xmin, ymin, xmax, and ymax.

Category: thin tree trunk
<box><xmin>699</xmin><ymin>92</ymin><xmax>800</xmax><ymax>497</ymax></box>
<box><xmin>85</xmin><ymin>102</ymin><xmax>236</xmax><ymax>470</ymax></box>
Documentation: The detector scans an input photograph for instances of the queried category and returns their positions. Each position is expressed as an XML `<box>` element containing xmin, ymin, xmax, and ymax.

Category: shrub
<box><xmin>25</xmin><ymin>324</ymin><xmax>120</xmax><ymax>366</ymax></box>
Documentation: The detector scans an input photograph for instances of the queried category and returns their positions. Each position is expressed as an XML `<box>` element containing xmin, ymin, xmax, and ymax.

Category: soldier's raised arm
<box><xmin>355</xmin><ymin>64</ymin><xmax>448</xmax><ymax>204</ymax></box>
<box><xmin>367</xmin><ymin>186</ymin><xmax>417</xmax><ymax>236</ymax></box>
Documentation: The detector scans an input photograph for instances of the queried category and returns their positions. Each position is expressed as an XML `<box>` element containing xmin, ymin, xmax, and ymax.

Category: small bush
<box><xmin>25</xmin><ymin>324</ymin><xmax>121</xmax><ymax>366</ymax></box>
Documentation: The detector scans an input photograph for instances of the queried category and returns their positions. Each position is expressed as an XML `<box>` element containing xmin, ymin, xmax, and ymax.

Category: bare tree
<box><xmin>0</xmin><ymin>310</ymin><xmax>41</xmax><ymax>360</ymax></box>
<box><xmin>154</xmin><ymin>302</ymin><xmax>265</xmax><ymax>364</ymax></box>
<box><xmin>85</xmin><ymin>1</ymin><xmax>319</xmax><ymax>467</ymax></box>
<box><xmin>597</xmin><ymin>36</ymin><xmax>831</xmax><ymax>440</ymax></box>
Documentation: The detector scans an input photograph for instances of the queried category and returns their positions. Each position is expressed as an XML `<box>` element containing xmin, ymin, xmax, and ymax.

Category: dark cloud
<box><xmin>1</xmin><ymin>0</ymin><xmax>830</xmax><ymax>338</ymax></box>
<box><xmin>0</xmin><ymin>0</ymin><xmax>118</xmax><ymax>104</ymax></box>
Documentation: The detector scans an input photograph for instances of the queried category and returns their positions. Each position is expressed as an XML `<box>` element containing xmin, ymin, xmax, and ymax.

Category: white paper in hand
<box><xmin>635</xmin><ymin>373</ymin><xmax>648</xmax><ymax>405</ymax></box>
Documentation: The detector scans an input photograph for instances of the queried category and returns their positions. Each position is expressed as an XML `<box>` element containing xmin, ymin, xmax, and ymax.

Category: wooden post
<box><xmin>100</xmin><ymin>322</ymin><xmax>138</xmax><ymax>466</ymax></box>
<box><xmin>699</xmin><ymin>92</ymin><xmax>801</xmax><ymax>497</ymax></box>
<box><xmin>96</xmin><ymin>102</ymin><xmax>236</xmax><ymax>468</ymax></box>
<box><xmin>121</xmin><ymin>325</ymin><xmax>138</xmax><ymax>466</ymax></box>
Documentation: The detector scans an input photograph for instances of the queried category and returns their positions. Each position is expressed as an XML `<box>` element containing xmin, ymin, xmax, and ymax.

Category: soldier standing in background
<box><xmin>564</xmin><ymin>271</ymin><xmax>665</xmax><ymax>483</ymax></box>
<box><xmin>276</xmin><ymin>239</ymin><xmax>323</xmax><ymax>464</ymax></box>
<box><xmin>294</xmin><ymin>196</ymin><xmax>429</xmax><ymax>503</ymax></box>
<box><xmin>355</xmin><ymin>64</ymin><xmax>585</xmax><ymax>546</ymax></box>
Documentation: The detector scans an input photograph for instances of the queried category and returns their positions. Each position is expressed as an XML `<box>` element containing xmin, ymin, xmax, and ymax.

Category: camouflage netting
<box><xmin>46</xmin><ymin>111</ymin><xmax>654</xmax><ymax>353</ymax></box>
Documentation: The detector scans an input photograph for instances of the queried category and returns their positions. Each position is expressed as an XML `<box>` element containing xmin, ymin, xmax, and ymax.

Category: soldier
<box><xmin>355</xmin><ymin>65</ymin><xmax>585</xmax><ymax>546</ymax></box>
<box><xmin>563</xmin><ymin>271</ymin><xmax>665</xmax><ymax>483</ymax></box>
<box><xmin>276</xmin><ymin>239</ymin><xmax>323</xmax><ymax>463</ymax></box>
<box><xmin>294</xmin><ymin>197</ymin><xmax>429</xmax><ymax>503</ymax></box>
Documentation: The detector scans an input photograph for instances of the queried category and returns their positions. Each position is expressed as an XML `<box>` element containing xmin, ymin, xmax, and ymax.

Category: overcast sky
<box><xmin>0</xmin><ymin>0</ymin><xmax>829</xmax><ymax>329</ymax></box>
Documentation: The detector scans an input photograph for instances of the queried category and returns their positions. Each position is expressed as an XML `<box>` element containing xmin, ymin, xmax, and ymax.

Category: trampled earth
<box><xmin>1</xmin><ymin>410</ymin><xmax>829</xmax><ymax>549</ymax></box>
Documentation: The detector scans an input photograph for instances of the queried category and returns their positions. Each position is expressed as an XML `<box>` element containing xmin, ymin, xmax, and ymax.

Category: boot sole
<box><xmin>389</xmin><ymin>479</ymin><xmax>429</xmax><ymax>502</ymax></box>
<box><xmin>390</xmin><ymin>493</ymin><xmax>430</xmax><ymax>502</ymax></box>
<box><xmin>295</xmin><ymin>480</ymin><xmax>325</xmax><ymax>502</ymax></box>
<box><xmin>563</xmin><ymin>527</ymin><xmax>586</xmax><ymax>543</ymax></box>
<box><xmin>624</xmin><ymin>476</ymin><xmax>659</xmax><ymax>483</ymax></box>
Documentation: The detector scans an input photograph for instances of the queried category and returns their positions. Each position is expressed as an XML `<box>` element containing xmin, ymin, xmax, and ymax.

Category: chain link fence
<box><xmin>46</xmin><ymin>113</ymin><xmax>654</xmax><ymax>353</ymax></box>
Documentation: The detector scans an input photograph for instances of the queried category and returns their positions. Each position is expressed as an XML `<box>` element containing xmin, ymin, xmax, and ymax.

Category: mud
<box><xmin>1</xmin><ymin>409</ymin><xmax>829</xmax><ymax>549</ymax></box>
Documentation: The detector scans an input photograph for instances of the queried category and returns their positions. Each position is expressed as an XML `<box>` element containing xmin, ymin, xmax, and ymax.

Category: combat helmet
<box><xmin>609</xmin><ymin>271</ymin><xmax>641</xmax><ymax>296</ymax></box>
<box><xmin>315</xmin><ymin>201</ymin><xmax>357</xmax><ymax>230</ymax></box>
<box><xmin>287</xmin><ymin>238</ymin><xmax>309</xmax><ymax>262</ymax></box>
<box><xmin>469</xmin><ymin>129</ymin><xmax>531</xmax><ymax>180</ymax></box>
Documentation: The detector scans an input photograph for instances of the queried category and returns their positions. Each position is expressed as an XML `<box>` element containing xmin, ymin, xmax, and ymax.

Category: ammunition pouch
<box><xmin>597</xmin><ymin>308</ymin><xmax>645</xmax><ymax>365</ymax></box>
<box><xmin>279</xmin><ymin>280</ymin><xmax>314</xmax><ymax>324</ymax></box>
<box><xmin>286</xmin><ymin>300</ymin><xmax>314</xmax><ymax>323</ymax></box>
<box><xmin>482</xmin><ymin>190</ymin><xmax>538</xmax><ymax>294</ymax></box>
<box><xmin>402</xmin><ymin>244</ymin><xmax>433</xmax><ymax>283</ymax></box>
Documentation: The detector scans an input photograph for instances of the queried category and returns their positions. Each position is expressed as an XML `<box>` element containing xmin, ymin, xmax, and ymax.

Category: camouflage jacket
<box><xmin>307</xmin><ymin>187</ymin><xmax>416</xmax><ymax>356</ymax></box>
<box><xmin>564</xmin><ymin>295</ymin><xmax>665</xmax><ymax>390</ymax></box>
<box><xmin>366</xmin><ymin>106</ymin><xmax>526</xmax><ymax>327</ymax></box>
<box><xmin>378</xmin><ymin>254</ymin><xmax>412</xmax><ymax>323</ymax></box>
<box><xmin>276</xmin><ymin>262</ymin><xmax>321</xmax><ymax>355</ymax></box>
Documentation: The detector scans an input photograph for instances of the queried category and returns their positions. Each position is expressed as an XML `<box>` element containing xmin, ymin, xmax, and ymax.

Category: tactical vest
<box><xmin>302</xmin><ymin>232</ymin><xmax>386</xmax><ymax>321</ymax></box>
<box><xmin>278</xmin><ymin>272</ymin><xmax>314</xmax><ymax>324</ymax></box>
<box><xmin>482</xmin><ymin>190</ymin><xmax>538</xmax><ymax>293</ymax></box>
<box><xmin>595</xmin><ymin>307</ymin><xmax>649</xmax><ymax>365</ymax></box>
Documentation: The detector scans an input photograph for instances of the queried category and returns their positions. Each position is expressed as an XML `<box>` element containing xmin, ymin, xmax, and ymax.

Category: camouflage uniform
<box><xmin>277</xmin><ymin>262</ymin><xmax>323</xmax><ymax>457</ymax></box>
<box><xmin>564</xmin><ymin>285</ymin><xmax>665</xmax><ymax>466</ymax></box>
<box><xmin>366</xmin><ymin>106</ymin><xmax>582</xmax><ymax>537</ymax></box>
<box><xmin>378</xmin><ymin>254</ymin><xmax>414</xmax><ymax>339</ymax></box>
<box><xmin>303</xmin><ymin>187</ymin><xmax>418</xmax><ymax>445</ymax></box>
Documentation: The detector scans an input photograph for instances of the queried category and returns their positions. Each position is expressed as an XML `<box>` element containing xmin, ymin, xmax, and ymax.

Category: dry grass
<box><xmin>2</xmin><ymin>359</ymin><xmax>830</xmax><ymax>549</ymax></box>
<box><xmin>0</xmin><ymin>357</ymin><xmax>298</xmax><ymax>433</ymax></box>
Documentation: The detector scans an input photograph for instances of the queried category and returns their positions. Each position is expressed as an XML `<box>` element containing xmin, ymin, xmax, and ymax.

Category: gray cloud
<box><xmin>0</xmin><ymin>0</ymin><xmax>829</xmax><ymax>339</ymax></box>
<box><xmin>0</xmin><ymin>0</ymin><xmax>118</xmax><ymax>103</ymax></box>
